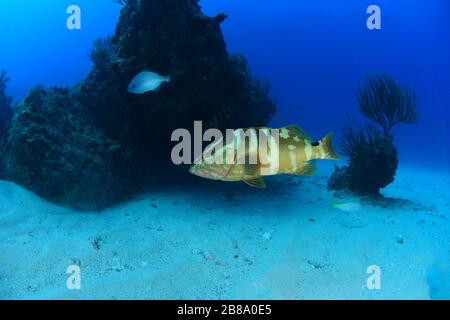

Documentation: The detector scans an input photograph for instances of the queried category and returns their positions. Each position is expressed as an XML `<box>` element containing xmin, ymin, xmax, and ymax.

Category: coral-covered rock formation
<box><xmin>3</xmin><ymin>0</ymin><xmax>276</xmax><ymax>209</ymax></box>
<box><xmin>5</xmin><ymin>87</ymin><xmax>132</xmax><ymax>208</ymax></box>
<box><xmin>328</xmin><ymin>74</ymin><xmax>418</xmax><ymax>196</ymax></box>
<box><xmin>0</xmin><ymin>69</ymin><xmax>14</xmax><ymax>177</ymax></box>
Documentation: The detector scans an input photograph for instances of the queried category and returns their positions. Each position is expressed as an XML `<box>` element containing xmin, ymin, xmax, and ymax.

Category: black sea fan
<box><xmin>0</xmin><ymin>69</ymin><xmax>10</xmax><ymax>93</ymax></box>
<box><xmin>338</xmin><ymin>124</ymin><xmax>380</xmax><ymax>158</ymax></box>
<box><xmin>0</xmin><ymin>69</ymin><xmax>14</xmax><ymax>176</ymax></box>
<box><xmin>0</xmin><ymin>69</ymin><xmax>13</xmax><ymax>118</ymax></box>
<box><xmin>88</xmin><ymin>36</ymin><xmax>115</xmax><ymax>69</ymax></box>
<box><xmin>357</xmin><ymin>74</ymin><xmax>419</xmax><ymax>136</ymax></box>
<box><xmin>328</xmin><ymin>74</ymin><xmax>419</xmax><ymax>196</ymax></box>
<box><xmin>112</xmin><ymin>0</ymin><xmax>129</xmax><ymax>5</ymax></box>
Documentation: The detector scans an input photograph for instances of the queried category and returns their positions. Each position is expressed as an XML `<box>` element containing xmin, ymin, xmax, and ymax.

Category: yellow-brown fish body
<box><xmin>189</xmin><ymin>125</ymin><xmax>339</xmax><ymax>188</ymax></box>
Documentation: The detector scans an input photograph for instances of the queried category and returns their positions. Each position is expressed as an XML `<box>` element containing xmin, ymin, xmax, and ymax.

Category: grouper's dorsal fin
<box><xmin>283</xmin><ymin>125</ymin><xmax>311</xmax><ymax>140</ymax></box>
<box><xmin>292</xmin><ymin>162</ymin><xmax>316</xmax><ymax>176</ymax></box>
<box><xmin>243</xmin><ymin>177</ymin><xmax>267</xmax><ymax>189</ymax></box>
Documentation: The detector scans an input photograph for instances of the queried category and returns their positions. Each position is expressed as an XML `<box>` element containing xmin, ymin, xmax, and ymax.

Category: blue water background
<box><xmin>0</xmin><ymin>0</ymin><xmax>449</xmax><ymax>170</ymax></box>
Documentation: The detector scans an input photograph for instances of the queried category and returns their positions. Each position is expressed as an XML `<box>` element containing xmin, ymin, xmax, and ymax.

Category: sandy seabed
<box><xmin>1</xmin><ymin>163</ymin><xmax>449</xmax><ymax>300</ymax></box>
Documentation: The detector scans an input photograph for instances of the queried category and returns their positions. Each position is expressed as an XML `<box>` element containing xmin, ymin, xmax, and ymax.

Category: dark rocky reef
<box><xmin>3</xmin><ymin>0</ymin><xmax>276</xmax><ymax>209</ymax></box>
<box><xmin>5</xmin><ymin>87</ymin><xmax>132</xmax><ymax>208</ymax></box>
<box><xmin>328</xmin><ymin>74</ymin><xmax>418</xmax><ymax>196</ymax></box>
<box><xmin>0</xmin><ymin>70</ymin><xmax>14</xmax><ymax>178</ymax></box>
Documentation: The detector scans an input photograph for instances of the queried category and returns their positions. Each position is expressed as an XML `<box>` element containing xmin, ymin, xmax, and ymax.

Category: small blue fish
<box><xmin>128</xmin><ymin>71</ymin><xmax>170</xmax><ymax>94</ymax></box>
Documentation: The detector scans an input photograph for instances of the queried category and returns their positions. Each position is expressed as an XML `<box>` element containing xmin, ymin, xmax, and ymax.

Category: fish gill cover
<box><xmin>1</xmin><ymin>0</ymin><xmax>276</xmax><ymax>209</ymax></box>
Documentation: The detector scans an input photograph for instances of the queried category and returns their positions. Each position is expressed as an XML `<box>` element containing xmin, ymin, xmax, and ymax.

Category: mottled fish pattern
<box><xmin>189</xmin><ymin>125</ymin><xmax>339</xmax><ymax>188</ymax></box>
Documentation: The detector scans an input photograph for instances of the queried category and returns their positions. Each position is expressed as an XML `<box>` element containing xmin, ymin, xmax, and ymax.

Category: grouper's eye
<box><xmin>311</xmin><ymin>141</ymin><xmax>320</xmax><ymax>147</ymax></box>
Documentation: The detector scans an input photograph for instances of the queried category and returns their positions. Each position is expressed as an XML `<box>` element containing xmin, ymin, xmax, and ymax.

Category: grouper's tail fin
<box><xmin>320</xmin><ymin>132</ymin><xmax>340</xmax><ymax>160</ymax></box>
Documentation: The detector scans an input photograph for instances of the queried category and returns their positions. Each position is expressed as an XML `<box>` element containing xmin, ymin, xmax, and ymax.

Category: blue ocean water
<box><xmin>206</xmin><ymin>0</ymin><xmax>450</xmax><ymax>171</ymax></box>
<box><xmin>1</xmin><ymin>0</ymin><xmax>449</xmax><ymax>170</ymax></box>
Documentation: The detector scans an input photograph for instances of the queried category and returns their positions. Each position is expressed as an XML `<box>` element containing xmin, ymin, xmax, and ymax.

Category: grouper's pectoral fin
<box><xmin>243</xmin><ymin>177</ymin><xmax>267</xmax><ymax>189</ymax></box>
<box><xmin>292</xmin><ymin>162</ymin><xmax>316</xmax><ymax>176</ymax></box>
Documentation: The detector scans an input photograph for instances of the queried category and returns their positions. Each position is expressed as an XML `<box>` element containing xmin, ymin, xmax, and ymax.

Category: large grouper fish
<box><xmin>189</xmin><ymin>125</ymin><xmax>340</xmax><ymax>188</ymax></box>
